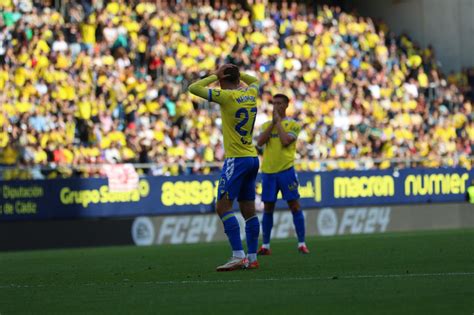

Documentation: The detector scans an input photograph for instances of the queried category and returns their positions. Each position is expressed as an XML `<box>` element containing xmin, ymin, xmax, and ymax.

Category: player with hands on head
<box><xmin>188</xmin><ymin>64</ymin><xmax>261</xmax><ymax>271</ymax></box>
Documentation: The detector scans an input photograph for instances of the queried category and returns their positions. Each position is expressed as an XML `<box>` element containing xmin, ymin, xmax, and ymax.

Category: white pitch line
<box><xmin>151</xmin><ymin>272</ymin><xmax>474</xmax><ymax>285</ymax></box>
<box><xmin>0</xmin><ymin>272</ymin><xmax>473</xmax><ymax>289</ymax></box>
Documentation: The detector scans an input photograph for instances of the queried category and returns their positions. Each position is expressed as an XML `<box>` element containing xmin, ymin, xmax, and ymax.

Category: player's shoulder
<box><xmin>210</xmin><ymin>87</ymin><xmax>231</xmax><ymax>95</ymax></box>
<box><xmin>237</xmin><ymin>84</ymin><xmax>259</xmax><ymax>96</ymax></box>
<box><xmin>209</xmin><ymin>87</ymin><xmax>232</xmax><ymax>102</ymax></box>
<box><xmin>248</xmin><ymin>82</ymin><xmax>260</xmax><ymax>93</ymax></box>
<box><xmin>283</xmin><ymin>118</ymin><xmax>300</xmax><ymax>127</ymax></box>
<box><xmin>284</xmin><ymin>118</ymin><xmax>301</xmax><ymax>135</ymax></box>
<box><xmin>235</xmin><ymin>86</ymin><xmax>257</xmax><ymax>95</ymax></box>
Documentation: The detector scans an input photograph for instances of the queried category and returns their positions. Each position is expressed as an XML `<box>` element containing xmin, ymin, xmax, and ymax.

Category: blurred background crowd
<box><xmin>1</xmin><ymin>0</ymin><xmax>473</xmax><ymax>179</ymax></box>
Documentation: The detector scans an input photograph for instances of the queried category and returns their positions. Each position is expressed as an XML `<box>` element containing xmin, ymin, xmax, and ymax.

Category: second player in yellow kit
<box><xmin>260</xmin><ymin>119</ymin><xmax>301</xmax><ymax>174</ymax></box>
<box><xmin>256</xmin><ymin>94</ymin><xmax>309</xmax><ymax>255</ymax></box>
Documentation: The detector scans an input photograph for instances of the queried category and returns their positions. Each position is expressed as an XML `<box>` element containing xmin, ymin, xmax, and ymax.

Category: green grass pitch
<box><xmin>0</xmin><ymin>229</ymin><xmax>473</xmax><ymax>314</ymax></box>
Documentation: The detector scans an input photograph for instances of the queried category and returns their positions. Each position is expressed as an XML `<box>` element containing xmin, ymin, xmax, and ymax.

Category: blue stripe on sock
<box><xmin>221</xmin><ymin>211</ymin><xmax>243</xmax><ymax>251</ymax></box>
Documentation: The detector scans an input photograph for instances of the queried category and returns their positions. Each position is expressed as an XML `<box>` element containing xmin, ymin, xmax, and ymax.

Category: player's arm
<box><xmin>274</xmin><ymin>112</ymin><xmax>297</xmax><ymax>147</ymax></box>
<box><xmin>188</xmin><ymin>75</ymin><xmax>219</xmax><ymax>100</ymax></box>
<box><xmin>240</xmin><ymin>73</ymin><xmax>260</xmax><ymax>91</ymax></box>
<box><xmin>256</xmin><ymin>122</ymin><xmax>274</xmax><ymax>147</ymax></box>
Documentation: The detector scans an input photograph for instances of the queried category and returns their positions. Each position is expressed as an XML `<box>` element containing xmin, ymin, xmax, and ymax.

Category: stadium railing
<box><xmin>0</xmin><ymin>156</ymin><xmax>472</xmax><ymax>180</ymax></box>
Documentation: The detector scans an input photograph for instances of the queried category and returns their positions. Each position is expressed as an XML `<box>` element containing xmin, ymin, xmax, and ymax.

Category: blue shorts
<box><xmin>218</xmin><ymin>157</ymin><xmax>259</xmax><ymax>201</ymax></box>
<box><xmin>261</xmin><ymin>167</ymin><xmax>300</xmax><ymax>203</ymax></box>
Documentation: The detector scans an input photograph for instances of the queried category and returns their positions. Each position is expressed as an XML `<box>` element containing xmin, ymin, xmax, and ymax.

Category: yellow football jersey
<box><xmin>209</xmin><ymin>87</ymin><xmax>258</xmax><ymax>158</ymax></box>
<box><xmin>261</xmin><ymin>119</ymin><xmax>301</xmax><ymax>174</ymax></box>
<box><xmin>188</xmin><ymin>74</ymin><xmax>259</xmax><ymax>158</ymax></box>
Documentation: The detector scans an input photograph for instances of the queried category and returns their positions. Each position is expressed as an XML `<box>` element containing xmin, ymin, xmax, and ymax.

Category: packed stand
<box><xmin>0</xmin><ymin>0</ymin><xmax>473</xmax><ymax>179</ymax></box>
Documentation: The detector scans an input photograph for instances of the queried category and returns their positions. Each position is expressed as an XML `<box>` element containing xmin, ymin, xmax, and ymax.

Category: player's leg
<box><xmin>239</xmin><ymin>200</ymin><xmax>259</xmax><ymax>268</ymax></box>
<box><xmin>259</xmin><ymin>172</ymin><xmax>278</xmax><ymax>255</ymax></box>
<box><xmin>215</xmin><ymin>158</ymin><xmax>247</xmax><ymax>271</ymax></box>
<box><xmin>216</xmin><ymin>197</ymin><xmax>244</xmax><ymax>258</ymax></box>
<box><xmin>258</xmin><ymin>202</ymin><xmax>275</xmax><ymax>255</ymax></box>
<box><xmin>238</xmin><ymin>157</ymin><xmax>260</xmax><ymax>268</ymax></box>
<box><xmin>287</xmin><ymin>199</ymin><xmax>309</xmax><ymax>254</ymax></box>
<box><xmin>278</xmin><ymin>167</ymin><xmax>309</xmax><ymax>253</ymax></box>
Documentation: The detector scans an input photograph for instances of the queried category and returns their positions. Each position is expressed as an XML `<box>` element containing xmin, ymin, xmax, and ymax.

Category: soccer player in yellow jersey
<box><xmin>256</xmin><ymin>94</ymin><xmax>309</xmax><ymax>255</ymax></box>
<box><xmin>188</xmin><ymin>64</ymin><xmax>261</xmax><ymax>271</ymax></box>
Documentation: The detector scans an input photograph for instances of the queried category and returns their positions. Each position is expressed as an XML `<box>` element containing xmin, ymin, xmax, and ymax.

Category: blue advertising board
<box><xmin>1</xmin><ymin>168</ymin><xmax>472</xmax><ymax>221</ymax></box>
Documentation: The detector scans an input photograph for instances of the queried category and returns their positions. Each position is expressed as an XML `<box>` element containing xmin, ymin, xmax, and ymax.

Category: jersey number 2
<box><xmin>235</xmin><ymin>107</ymin><xmax>257</xmax><ymax>138</ymax></box>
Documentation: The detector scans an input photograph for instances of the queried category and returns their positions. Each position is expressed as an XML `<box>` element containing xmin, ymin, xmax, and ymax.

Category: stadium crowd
<box><xmin>0</xmin><ymin>0</ymin><xmax>473</xmax><ymax>179</ymax></box>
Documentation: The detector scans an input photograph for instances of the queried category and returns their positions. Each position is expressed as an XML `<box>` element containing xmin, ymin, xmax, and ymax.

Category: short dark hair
<box><xmin>273</xmin><ymin>93</ymin><xmax>290</xmax><ymax>105</ymax></box>
<box><xmin>222</xmin><ymin>67</ymin><xmax>240</xmax><ymax>84</ymax></box>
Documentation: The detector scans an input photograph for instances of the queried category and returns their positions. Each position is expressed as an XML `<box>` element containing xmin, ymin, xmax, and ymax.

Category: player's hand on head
<box><xmin>216</xmin><ymin>64</ymin><xmax>238</xmax><ymax>80</ymax></box>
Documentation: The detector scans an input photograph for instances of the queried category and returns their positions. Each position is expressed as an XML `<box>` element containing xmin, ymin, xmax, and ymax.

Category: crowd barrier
<box><xmin>0</xmin><ymin>168</ymin><xmax>472</xmax><ymax>221</ymax></box>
